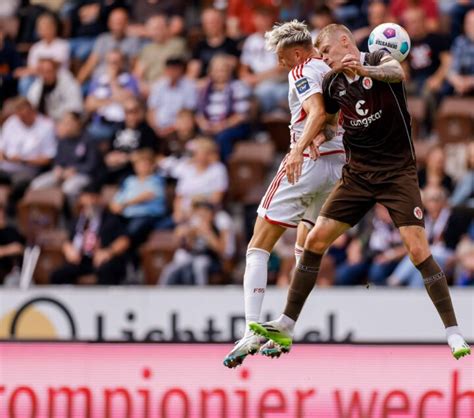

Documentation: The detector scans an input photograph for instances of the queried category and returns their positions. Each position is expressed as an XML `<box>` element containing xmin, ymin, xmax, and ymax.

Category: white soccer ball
<box><xmin>368</xmin><ymin>23</ymin><xmax>411</xmax><ymax>62</ymax></box>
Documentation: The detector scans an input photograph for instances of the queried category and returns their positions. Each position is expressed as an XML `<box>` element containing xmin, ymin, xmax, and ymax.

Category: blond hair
<box><xmin>264</xmin><ymin>20</ymin><xmax>312</xmax><ymax>52</ymax></box>
<box><xmin>315</xmin><ymin>24</ymin><xmax>355</xmax><ymax>48</ymax></box>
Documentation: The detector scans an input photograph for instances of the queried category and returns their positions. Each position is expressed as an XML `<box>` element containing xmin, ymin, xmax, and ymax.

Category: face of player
<box><xmin>318</xmin><ymin>35</ymin><xmax>350</xmax><ymax>69</ymax></box>
<box><xmin>277</xmin><ymin>46</ymin><xmax>308</xmax><ymax>70</ymax></box>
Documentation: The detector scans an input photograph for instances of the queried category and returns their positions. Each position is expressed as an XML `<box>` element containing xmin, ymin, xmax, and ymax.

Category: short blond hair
<box><xmin>264</xmin><ymin>20</ymin><xmax>313</xmax><ymax>52</ymax></box>
<box><xmin>315</xmin><ymin>24</ymin><xmax>355</xmax><ymax>48</ymax></box>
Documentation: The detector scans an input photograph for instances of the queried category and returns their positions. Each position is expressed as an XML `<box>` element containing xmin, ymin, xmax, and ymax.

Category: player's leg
<box><xmin>398</xmin><ymin>225</ymin><xmax>470</xmax><ymax>359</ymax></box>
<box><xmin>223</xmin><ymin>217</ymin><xmax>285</xmax><ymax>368</ymax></box>
<box><xmin>380</xmin><ymin>168</ymin><xmax>470</xmax><ymax>359</ymax></box>
<box><xmin>250</xmin><ymin>164</ymin><xmax>373</xmax><ymax>350</ymax></box>
<box><xmin>224</xmin><ymin>155</ymin><xmax>297</xmax><ymax>368</ymax></box>
<box><xmin>259</xmin><ymin>220</ymin><xmax>311</xmax><ymax>358</ymax></box>
<box><xmin>250</xmin><ymin>216</ymin><xmax>350</xmax><ymax>349</ymax></box>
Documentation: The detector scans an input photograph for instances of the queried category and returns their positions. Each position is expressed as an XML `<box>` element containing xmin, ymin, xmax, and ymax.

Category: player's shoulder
<box><xmin>322</xmin><ymin>70</ymin><xmax>341</xmax><ymax>95</ymax></box>
<box><xmin>364</xmin><ymin>50</ymin><xmax>391</xmax><ymax>66</ymax></box>
<box><xmin>290</xmin><ymin>57</ymin><xmax>330</xmax><ymax>82</ymax></box>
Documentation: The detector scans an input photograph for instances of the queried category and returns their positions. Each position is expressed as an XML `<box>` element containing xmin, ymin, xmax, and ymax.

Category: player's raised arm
<box><xmin>341</xmin><ymin>53</ymin><xmax>406</xmax><ymax>83</ymax></box>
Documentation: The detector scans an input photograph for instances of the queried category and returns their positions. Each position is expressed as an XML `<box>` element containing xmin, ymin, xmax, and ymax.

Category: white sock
<box><xmin>276</xmin><ymin>314</ymin><xmax>296</xmax><ymax>333</ymax></box>
<box><xmin>294</xmin><ymin>244</ymin><xmax>304</xmax><ymax>265</ymax></box>
<box><xmin>446</xmin><ymin>326</ymin><xmax>466</xmax><ymax>347</ymax></box>
<box><xmin>244</xmin><ymin>248</ymin><xmax>270</xmax><ymax>330</ymax></box>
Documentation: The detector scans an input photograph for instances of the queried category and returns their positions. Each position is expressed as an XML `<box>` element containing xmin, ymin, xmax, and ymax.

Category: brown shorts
<box><xmin>319</xmin><ymin>164</ymin><xmax>425</xmax><ymax>228</ymax></box>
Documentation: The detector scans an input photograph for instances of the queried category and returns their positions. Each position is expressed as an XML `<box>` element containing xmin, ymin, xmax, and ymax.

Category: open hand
<box><xmin>285</xmin><ymin>148</ymin><xmax>304</xmax><ymax>185</ymax></box>
<box><xmin>340</xmin><ymin>54</ymin><xmax>366</xmax><ymax>76</ymax></box>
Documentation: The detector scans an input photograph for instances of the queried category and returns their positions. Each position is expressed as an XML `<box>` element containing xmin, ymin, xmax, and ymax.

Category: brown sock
<box><xmin>283</xmin><ymin>250</ymin><xmax>322</xmax><ymax>321</ymax></box>
<box><xmin>416</xmin><ymin>255</ymin><xmax>457</xmax><ymax>328</ymax></box>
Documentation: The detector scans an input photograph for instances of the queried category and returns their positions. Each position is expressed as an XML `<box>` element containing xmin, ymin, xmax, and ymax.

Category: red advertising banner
<box><xmin>0</xmin><ymin>343</ymin><xmax>472</xmax><ymax>417</ymax></box>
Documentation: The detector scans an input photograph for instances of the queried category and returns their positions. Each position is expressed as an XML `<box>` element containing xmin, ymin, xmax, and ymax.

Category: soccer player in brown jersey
<box><xmin>250</xmin><ymin>24</ymin><xmax>471</xmax><ymax>360</ymax></box>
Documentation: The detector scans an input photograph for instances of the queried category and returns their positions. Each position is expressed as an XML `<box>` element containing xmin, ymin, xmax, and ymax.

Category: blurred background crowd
<box><xmin>0</xmin><ymin>0</ymin><xmax>472</xmax><ymax>288</ymax></box>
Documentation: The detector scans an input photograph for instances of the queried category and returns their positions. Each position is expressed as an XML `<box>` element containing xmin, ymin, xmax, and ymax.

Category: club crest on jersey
<box><xmin>414</xmin><ymin>207</ymin><xmax>423</xmax><ymax>220</ymax></box>
<box><xmin>295</xmin><ymin>78</ymin><xmax>310</xmax><ymax>94</ymax></box>
<box><xmin>362</xmin><ymin>77</ymin><xmax>373</xmax><ymax>90</ymax></box>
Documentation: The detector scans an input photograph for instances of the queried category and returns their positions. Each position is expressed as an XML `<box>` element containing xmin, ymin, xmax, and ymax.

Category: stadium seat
<box><xmin>436</xmin><ymin>98</ymin><xmax>474</xmax><ymax>143</ymax></box>
<box><xmin>33</xmin><ymin>229</ymin><xmax>68</xmax><ymax>284</ymax></box>
<box><xmin>262</xmin><ymin>114</ymin><xmax>291</xmax><ymax>153</ymax></box>
<box><xmin>17</xmin><ymin>188</ymin><xmax>64</xmax><ymax>244</ymax></box>
<box><xmin>407</xmin><ymin>97</ymin><xmax>426</xmax><ymax>141</ymax></box>
<box><xmin>228</xmin><ymin>141</ymin><xmax>275</xmax><ymax>202</ymax></box>
<box><xmin>140</xmin><ymin>230</ymin><xmax>179</xmax><ymax>285</ymax></box>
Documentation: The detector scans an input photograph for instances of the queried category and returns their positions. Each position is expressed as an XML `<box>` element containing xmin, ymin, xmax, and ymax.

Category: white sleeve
<box><xmin>40</xmin><ymin>121</ymin><xmax>57</xmax><ymax>158</ymax></box>
<box><xmin>290</xmin><ymin>62</ymin><xmax>325</xmax><ymax>104</ymax></box>
<box><xmin>240</xmin><ymin>37</ymin><xmax>253</xmax><ymax>67</ymax></box>
<box><xmin>212</xmin><ymin>163</ymin><xmax>229</xmax><ymax>192</ymax></box>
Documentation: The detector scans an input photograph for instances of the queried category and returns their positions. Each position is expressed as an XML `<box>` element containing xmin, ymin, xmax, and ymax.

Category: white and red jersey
<box><xmin>288</xmin><ymin>57</ymin><xmax>344</xmax><ymax>155</ymax></box>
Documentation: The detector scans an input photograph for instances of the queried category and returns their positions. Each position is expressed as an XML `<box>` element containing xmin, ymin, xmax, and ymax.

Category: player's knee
<box><xmin>305</xmin><ymin>232</ymin><xmax>330</xmax><ymax>254</ymax></box>
<box><xmin>406</xmin><ymin>243</ymin><xmax>430</xmax><ymax>265</ymax></box>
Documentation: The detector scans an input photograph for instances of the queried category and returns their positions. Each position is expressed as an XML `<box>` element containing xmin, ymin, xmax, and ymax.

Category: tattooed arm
<box><xmin>340</xmin><ymin>53</ymin><xmax>406</xmax><ymax>83</ymax></box>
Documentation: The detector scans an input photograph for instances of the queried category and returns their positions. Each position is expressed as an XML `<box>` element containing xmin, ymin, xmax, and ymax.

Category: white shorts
<box><xmin>257</xmin><ymin>151</ymin><xmax>345</xmax><ymax>228</ymax></box>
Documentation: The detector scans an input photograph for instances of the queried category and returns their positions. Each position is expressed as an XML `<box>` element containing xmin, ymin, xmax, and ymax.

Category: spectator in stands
<box><xmin>196</xmin><ymin>55</ymin><xmax>252</xmax><ymax>162</ymax></box>
<box><xmin>127</xmin><ymin>0</ymin><xmax>186</xmax><ymax>37</ymax></box>
<box><xmin>104</xmin><ymin>97</ymin><xmax>160</xmax><ymax>185</ymax></box>
<box><xmin>164</xmin><ymin>109</ymin><xmax>197</xmax><ymax>158</ymax></box>
<box><xmin>450</xmin><ymin>142</ymin><xmax>474</xmax><ymax>208</ymax></box>
<box><xmin>50</xmin><ymin>183</ymin><xmax>130</xmax><ymax>285</ymax></box>
<box><xmin>27</xmin><ymin>58</ymin><xmax>83</xmax><ymax>121</ymax></box>
<box><xmin>335</xmin><ymin>205</ymin><xmax>406</xmax><ymax>285</ymax></box>
<box><xmin>15</xmin><ymin>12</ymin><xmax>70</xmax><ymax>95</ymax></box>
<box><xmin>418</xmin><ymin>144</ymin><xmax>455</xmax><ymax>194</ymax></box>
<box><xmin>188</xmin><ymin>8</ymin><xmax>240</xmax><ymax>80</ymax></box>
<box><xmin>447</xmin><ymin>9</ymin><xmax>474</xmax><ymax>96</ymax></box>
<box><xmin>309</xmin><ymin>5</ymin><xmax>335</xmax><ymax>42</ymax></box>
<box><xmin>0</xmin><ymin>203</ymin><xmax>24</xmax><ymax>284</ymax></box>
<box><xmin>134</xmin><ymin>15</ymin><xmax>187</xmax><ymax>94</ymax></box>
<box><xmin>0</xmin><ymin>23</ymin><xmax>21</xmax><ymax>106</ymax></box>
<box><xmin>85</xmin><ymin>49</ymin><xmax>140</xmax><ymax>141</ymax></box>
<box><xmin>455</xmin><ymin>224</ymin><xmax>474</xmax><ymax>286</ymax></box>
<box><xmin>226</xmin><ymin>1</ymin><xmax>277</xmax><ymax>38</ymax></box>
<box><xmin>239</xmin><ymin>6</ymin><xmax>287</xmax><ymax>114</ymax></box>
<box><xmin>0</xmin><ymin>0</ymin><xmax>20</xmax><ymax>40</ymax></box>
<box><xmin>173</xmin><ymin>137</ymin><xmax>228</xmax><ymax>223</ymax></box>
<box><xmin>355</xmin><ymin>1</ymin><xmax>389</xmax><ymax>51</ymax></box>
<box><xmin>0</xmin><ymin>98</ymin><xmax>55</xmax><ymax>187</ymax></box>
<box><xmin>77</xmin><ymin>8</ymin><xmax>141</xmax><ymax>84</ymax></box>
<box><xmin>147</xmin><ymin>58</ymin><xmax>198</xmax><ymax>139</ymax></box>
<box><xmin>110</xmin><ymin>149</ymin><xmax>166</xmax><ymax>248</ymax></box>
<box><xmin>391</xmin><ymin>0</ymin><xmax>440</xmax><ymax>32</ymax></box>
<box><xmin>29</xmin><ymin>112</ymin><xmax>101</xmax><ymax>205</ymax></box>
<box><xmin>161</xmin><ymin>199</ymin><xmax>233</xmax><ymax>285</ymax></box>
<box><xmin>403</xmin><ymin>7</ymin><xmax>451</xmax><ymax>134</ymax></box>
<box><xmin>388</xmin><ymin>185</ymin><xmax>470</xmax><ymax>287</ymax></box>
<box><xmin>67</xmin><ymin>0</ymin><xmax>107</xmax><ymax>62</ymax></box>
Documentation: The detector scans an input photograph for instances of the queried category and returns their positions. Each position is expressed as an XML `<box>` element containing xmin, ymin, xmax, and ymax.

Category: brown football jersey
<box><xmin>322</xmin><ymin>51</ymin><xmax>415</xmax><ymax>173</ymax></box>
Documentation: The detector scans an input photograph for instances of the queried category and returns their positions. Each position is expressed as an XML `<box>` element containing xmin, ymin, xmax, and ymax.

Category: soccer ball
<box><xmin>368</xmin><ymin>23</ymin><xmax>411</xmax><ymax>62</ymax></box>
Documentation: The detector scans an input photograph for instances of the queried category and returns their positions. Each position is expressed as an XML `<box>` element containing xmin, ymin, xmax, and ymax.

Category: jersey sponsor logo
<box><xmin>355</xmin><ymin>100</ymin><xmax>369</xmax><ymax>116</ymax></box>
<box><xmin>362</xmin><ymin>77</ymin><xmax>373</xmax><ymax>90</ymax></box>
<box><xmin>339</xmin><ymin>89</ymin><xmax>347</xmax><ymax>97</ymax></box>
<box><xmin>414</xmin><ymin>207</ymin><xmax>423</xmax><ymax>220</ymax></box>
<box><xmin>350</xmin><ymin>109</ymin><xmax>383</xmax><ymax>127</ymax></box>
<box><xmin>295</xmin><ymin>77</ymin><xmax>310</xmax><ymax>94</ymax></box>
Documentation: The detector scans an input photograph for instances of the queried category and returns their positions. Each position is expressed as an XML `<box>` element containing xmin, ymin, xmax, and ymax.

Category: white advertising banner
<box><xmin>0</xmin><ymin>287</ymin><xmax>473</xmax><ymax>342</ymax></box>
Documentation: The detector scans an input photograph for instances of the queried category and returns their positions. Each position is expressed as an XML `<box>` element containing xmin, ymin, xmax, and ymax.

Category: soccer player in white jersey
<box><xmin>223</xmin><ymin>20</ymin><xmax>345</xmax><ymax>368</ymax></box>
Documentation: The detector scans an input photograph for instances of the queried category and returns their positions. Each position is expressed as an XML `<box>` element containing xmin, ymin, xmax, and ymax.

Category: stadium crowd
<box><xmin>0</xmin><ymin>0</ymin><xmax>472</xmax><ymax>287</ymax></box>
